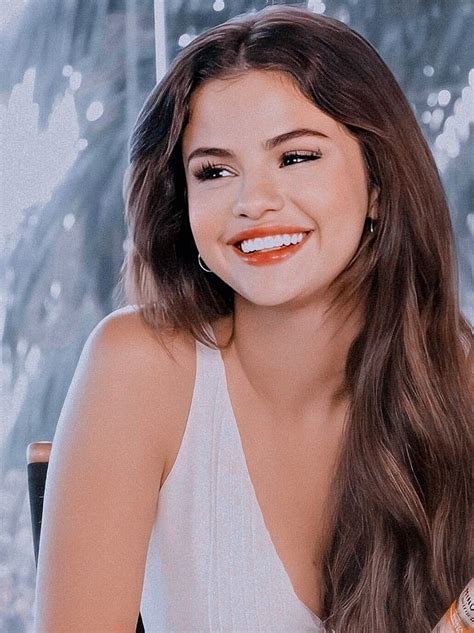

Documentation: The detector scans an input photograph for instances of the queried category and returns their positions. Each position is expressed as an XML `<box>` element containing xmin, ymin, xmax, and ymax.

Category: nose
<box><xmin>231</xmin><ymin>174</ymin><xmax>285</xmax><ymax>219</ymax></box>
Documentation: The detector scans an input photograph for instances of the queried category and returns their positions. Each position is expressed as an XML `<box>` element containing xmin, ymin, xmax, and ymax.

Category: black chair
<box><xmin>27</xmin><ymin>441</ymin><xmax>145</xmax><ymax>633</ymax></box>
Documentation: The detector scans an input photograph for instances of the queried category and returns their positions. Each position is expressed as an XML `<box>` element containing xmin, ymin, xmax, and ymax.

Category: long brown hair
<box><xmin>118</xmin><ymin>5</ymin><xmax>473</xmax><ymax>630</ymax></box>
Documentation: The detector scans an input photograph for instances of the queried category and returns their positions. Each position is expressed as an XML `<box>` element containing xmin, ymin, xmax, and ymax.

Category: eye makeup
<box><xmin>191</xmin><ymin>149</ymin><xmax>322</xmax><ymax>182</ymax></box>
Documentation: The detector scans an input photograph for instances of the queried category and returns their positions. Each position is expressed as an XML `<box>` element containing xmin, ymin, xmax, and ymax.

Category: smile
<box><xmin>230</xmin><ymin>231</ymin><xmax>313</xmax><ymax>266</ymax></box>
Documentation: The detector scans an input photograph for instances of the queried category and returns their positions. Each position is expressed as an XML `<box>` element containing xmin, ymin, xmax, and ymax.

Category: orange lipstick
<box><xmin>231</xmin><ymin>231</ymin><xmax>312</xmax><ymax>266</ymax></box>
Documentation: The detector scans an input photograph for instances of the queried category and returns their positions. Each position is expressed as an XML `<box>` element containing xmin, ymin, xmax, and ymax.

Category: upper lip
<box><xmin>227</xmin><ymin>225</ymin><xmax>313</xmax><ymax>245</ymax></box>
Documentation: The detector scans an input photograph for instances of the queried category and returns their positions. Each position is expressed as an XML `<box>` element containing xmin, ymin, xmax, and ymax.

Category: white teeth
<box><xmin>240</xmin><ymin>232</ymin><xmax>305</xmax><ymax>253</ymax></box>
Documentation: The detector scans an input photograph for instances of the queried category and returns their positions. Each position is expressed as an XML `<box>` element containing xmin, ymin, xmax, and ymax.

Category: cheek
<box><xmin>322</xmin><ymin>203</ymin><xmax>366</xmax><ymax>250</ymax></box>
<box><xmin>187</xmin><ymin>203</ymin><xmax>218</xmax><ymax>250</ymax></box>
<box><xmin>320</xmin><ymin>170</ymin><xmax>368</xmax><ymax>226</ymax></box>
<box><xmin>304</xmin><ymin>179</ymin><xmax>367</xmax><ymax>258</ymax></box>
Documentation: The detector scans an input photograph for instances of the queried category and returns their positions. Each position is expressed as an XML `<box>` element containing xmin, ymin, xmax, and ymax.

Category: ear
<box><xmin>368</xmin><ymin>185</ymin><xmax>380</xmax><ymax>219</ymax></box>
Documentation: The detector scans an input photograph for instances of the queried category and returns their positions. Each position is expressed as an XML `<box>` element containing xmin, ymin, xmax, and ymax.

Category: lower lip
<box><xmin>231</xmin><ymin>232</ymin><xmax>312</xmax><ymax>266</ymax></box>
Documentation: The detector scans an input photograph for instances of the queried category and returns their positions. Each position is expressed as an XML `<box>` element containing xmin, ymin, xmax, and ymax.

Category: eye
<box><xmin>192</xmin><ymin>161</ymin><xmax>232</xmax><ymax>182</ymax></box>
<box><xmin>191</xmin><ymin>149</ymin><xmax>323</xmax><ymax>182</ymax></box>
<box><xmin>280</xmin><ymin>150</ymin><xmax>322</xmax><ymax>167</ymax></box>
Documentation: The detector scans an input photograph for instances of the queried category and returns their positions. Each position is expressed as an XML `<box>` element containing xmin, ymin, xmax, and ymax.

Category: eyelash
<box><xmin>191</xmin><ymin>150</ymin><xmax>322</xmax><ymax>182</ymax></box>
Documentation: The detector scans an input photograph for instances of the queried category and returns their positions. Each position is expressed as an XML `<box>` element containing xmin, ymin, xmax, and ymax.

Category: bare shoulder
<box><xmin>34</xmin><ymin>305</ymin><xmax>198</xmax><ymax>631</ymax></box>
<box><xmin>90</xmin><ymin>304</ymin><xmax>196</xmax><ymax>365</ymax></box>
<box><xmin>88</xmin><ymin>305</ymin><xmax>198</xmax><ymax>480</ymax></box>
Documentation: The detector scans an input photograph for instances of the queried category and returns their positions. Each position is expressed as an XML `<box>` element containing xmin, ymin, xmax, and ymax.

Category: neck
<box><xmin>214</xmin><ymin>294</ymin><xmax>363</xmax><ymax>424</ymax></box>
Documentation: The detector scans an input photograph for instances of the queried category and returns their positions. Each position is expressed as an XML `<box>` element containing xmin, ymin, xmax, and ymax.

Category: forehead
<box><xmin>182</xmin><ymin>69</ymin><xmax>348</xmax><ymax>146</ymax></box>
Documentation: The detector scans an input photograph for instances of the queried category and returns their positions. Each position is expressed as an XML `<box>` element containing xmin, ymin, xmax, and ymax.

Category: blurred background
<box><xmin>0</xmin><ymin>0</ymin><xmax>473</xmax><ymax>630</ymax></box>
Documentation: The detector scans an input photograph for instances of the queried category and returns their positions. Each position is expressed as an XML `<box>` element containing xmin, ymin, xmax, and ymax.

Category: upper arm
<box><xmin>33</xmin><ymin>309</ymin><xmax>180</xmax><ymax>632</ymax></box>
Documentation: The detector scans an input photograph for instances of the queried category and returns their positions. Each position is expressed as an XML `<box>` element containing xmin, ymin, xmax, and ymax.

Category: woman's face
<box><xmin>182</xmin><ymin>69</ymin><xmax>377</xmax><ymax>307</ymax></box>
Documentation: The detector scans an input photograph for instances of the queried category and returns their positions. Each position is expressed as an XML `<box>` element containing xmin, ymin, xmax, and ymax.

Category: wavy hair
<box><xmin>118</xmin><ymin>5</ymin><xmax>473</xmax><ymax>631</ymax></box>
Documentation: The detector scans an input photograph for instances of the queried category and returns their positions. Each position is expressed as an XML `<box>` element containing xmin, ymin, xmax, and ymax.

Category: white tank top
<box><xmin>140</xmin><ymin>327</ymin><xmax>327</xmax><ymax>632</ymax></box>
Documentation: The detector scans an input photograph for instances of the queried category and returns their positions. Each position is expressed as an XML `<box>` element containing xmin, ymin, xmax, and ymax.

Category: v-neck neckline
<box><xmin>209</xmin><ymin>328</ymin><xmax>325</xmax><ymax>628</ymax></box>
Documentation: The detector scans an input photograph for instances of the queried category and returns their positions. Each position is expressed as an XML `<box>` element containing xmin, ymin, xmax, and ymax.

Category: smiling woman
<box><xmin>33</xmin><ymin>4</ymin><xmax>472</xmax><ymax>633</ymax></box>
<box><xmin>120</xmin><ymin>7</ymin><xmax>472</xmax><ymax>627</ymax></box>
<box><xmin>124</xmin><ymin>3</ymin><xmax>471</xmax><ymax>631</ymax></box>
<box><xmin>181</xmin><ymin>69</ymin><xmax>377</xmax><ymax>300</ymax></box>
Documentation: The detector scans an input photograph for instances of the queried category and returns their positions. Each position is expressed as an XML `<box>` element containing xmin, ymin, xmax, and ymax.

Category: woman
<box><xmin>34</xmin><ymin>5</ymin><xmax>472</xmax><ymax>632</ymax></box>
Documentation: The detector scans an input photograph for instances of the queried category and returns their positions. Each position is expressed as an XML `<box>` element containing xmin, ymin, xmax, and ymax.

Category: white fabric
<box><xmin>140</xmin><ymin>327</ymin><xmax>326</xmax><ymax>632</ymax></box>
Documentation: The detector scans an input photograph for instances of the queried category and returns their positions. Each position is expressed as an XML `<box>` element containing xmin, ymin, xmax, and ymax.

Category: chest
<box><xmin>230</xmin><ymin>389</ymin><xmax>346</xmax><ymax>619</ymax></box>
<box><xmin>160</xmin><ymin>334</ymin><xmax>347</xmax><ymax>621</ymax></box>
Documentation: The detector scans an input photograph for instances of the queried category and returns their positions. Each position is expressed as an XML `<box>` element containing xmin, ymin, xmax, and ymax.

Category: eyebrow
<box><xmin>185</xmin><ymin>127</ymin><xmax>330</xmax><ymax>167</ymax></box>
